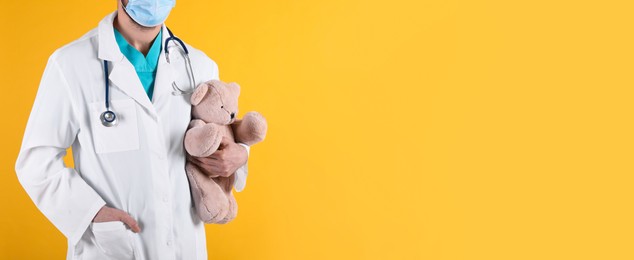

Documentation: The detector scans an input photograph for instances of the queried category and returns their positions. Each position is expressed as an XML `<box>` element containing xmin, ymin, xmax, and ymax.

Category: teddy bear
<box><xmin>184</xmin><ymin>79</ymin><xmax>267</xmax><ymax>224</ymax></box>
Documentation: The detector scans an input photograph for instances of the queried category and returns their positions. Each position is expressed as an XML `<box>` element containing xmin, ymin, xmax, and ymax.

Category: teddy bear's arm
<box><xmin>188</xmin><ymin>119</ymin><xmax>206</xmax><ymax>129</ymax></box>
<box><xmin>231</xmin><ymin>111</ymin><xmax>268</xmax><ymax>146</ymax></box>
<box><xmin>185</xmin><ymin>122</ymin><xmax>223</xmax><ymax>157</ymax></box>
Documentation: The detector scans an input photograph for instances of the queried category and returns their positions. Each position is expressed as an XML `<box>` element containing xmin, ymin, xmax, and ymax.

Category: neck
<box><xmin>113</xmin><ymin>7</ymin><xmax>161</xmax><ymax>55</ymax></box>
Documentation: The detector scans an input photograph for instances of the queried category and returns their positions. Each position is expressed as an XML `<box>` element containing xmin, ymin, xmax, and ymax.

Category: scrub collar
<box><xmin>113</xmin><ymin>28</ymin><xmax>162</xmax><ymax>73</ymax></box>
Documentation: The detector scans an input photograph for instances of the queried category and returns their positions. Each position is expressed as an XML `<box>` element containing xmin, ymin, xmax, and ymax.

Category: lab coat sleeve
<box><xmin>15</xmin><ymin>54</ymin><xmax>106</xmax><ymax>246</ymax></box>
<box><xmin>234</xmin><ymin>143</ymin><xmax>250</xmax><ymax>192</ymax></box>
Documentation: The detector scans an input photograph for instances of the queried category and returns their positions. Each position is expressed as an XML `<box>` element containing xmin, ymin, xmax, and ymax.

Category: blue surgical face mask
<box><xmin>122</xmin><ymin>0</ymin><xmax>176</xmax><ymax>27</ymax></box>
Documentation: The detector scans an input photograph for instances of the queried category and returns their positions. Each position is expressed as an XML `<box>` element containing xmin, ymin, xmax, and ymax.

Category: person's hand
<box><xmin>187</xmin><ymin>136</ymin><xmax>248</xmax><ymax>177</ymax></box>
<box><xmin>92</xmin><ymin>205</ymin><xmax>141</xmax><ymax>233</ymax></box>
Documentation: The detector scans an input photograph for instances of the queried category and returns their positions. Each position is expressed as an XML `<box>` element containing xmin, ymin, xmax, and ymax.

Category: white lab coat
<box><xmin>15</xmin><ymin>11</ymin><xmax>249</xmax><ymax>260</ymax></box>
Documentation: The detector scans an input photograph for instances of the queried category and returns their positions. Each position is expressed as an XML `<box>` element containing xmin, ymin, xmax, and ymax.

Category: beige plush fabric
<box><xmin>184</xmin><ymin>80</ymin><xmax>267</xmax><ymax>224</ymax></box>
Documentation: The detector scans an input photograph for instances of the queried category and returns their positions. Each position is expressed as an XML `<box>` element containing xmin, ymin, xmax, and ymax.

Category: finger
<box><xmin>220</xmin><ymin>169</ymin><xmax>233</xmax><ymax>177</ymax></box>
<box><xmin>189</xmin><ymin>155</ymin><xmax>226</xmax><ymax>176</ymax></box>
<box><xmin>191</xmin><ymin>156</ymin><xmax>221</xmax><ymax>169</ymax></box>
<box><xmin>116</xmin><ymin>210</ymin><xmax>141</xmax><ymax>233</ymax></box>
<box><xmin>192</xmin><ymin>160</ymin><xmax>222</xmax><ymax>176</ymax></box>
<box><xmin>208</xmin><ymin>150</ymin><xmax>224</xmax><ymax>160</ymax></box>
<box><xmin>218</xmin><ymin>136</ymin><xmax>232</xmax><ymax>148</ymax></box>
<box><xmin>205</xmin><ymin>163</ymin><xmax>225</xmax><ymax>174</ymax></box>
<box><xmin>189</xmin><ymin>156</ymin><xmax>209</xmax><ymax>165</ymax></box>
<box><xmin>194</xmin><ymin>155</ymin><xmax>221</xmax><ymax>166</ymax></box>
<box><xmin>187</xmin><ymin>155</ymin><xmax>210</xmax><ymax>165</ymax></box>
<box><xmin>205</xmin><ymin>164</ymin><xmax>227</xmax><ymax>177</ymax></box>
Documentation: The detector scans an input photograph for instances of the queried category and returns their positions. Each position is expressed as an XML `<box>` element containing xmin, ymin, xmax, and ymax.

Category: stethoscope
<box><xmin>100</xmin><ymin>27</ymin><xmax>196</xmax><ymax>127</ymax></box>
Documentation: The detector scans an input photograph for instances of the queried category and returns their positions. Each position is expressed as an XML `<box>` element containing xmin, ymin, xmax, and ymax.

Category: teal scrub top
<box><xmin>113</xmin><ymin>28</ymin><xmax>162</xmax><ymax>100</ymax></box>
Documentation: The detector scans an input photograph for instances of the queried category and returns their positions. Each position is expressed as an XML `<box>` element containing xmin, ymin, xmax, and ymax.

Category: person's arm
<box><xmin>15</xmin><ymin>53</ymin><xmax>106</xmax><ymax>246</ymax></box>
<box><xmin>201</xmin><ymin>54</ymin><xmax>251</xmax><ymax>191</ymax></box>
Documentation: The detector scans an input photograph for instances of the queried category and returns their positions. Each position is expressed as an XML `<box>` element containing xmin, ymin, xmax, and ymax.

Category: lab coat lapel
<box><xmin>108</xmin><ymin>60</ymin><xmax>158</xmax><ymax>119</ymax></box>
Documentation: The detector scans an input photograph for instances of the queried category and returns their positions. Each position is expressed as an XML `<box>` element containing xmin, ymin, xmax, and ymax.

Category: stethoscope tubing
<box><xmin>104</xmin><ymin>60</ymin><xmax>111</xmax><ymax>111</ymax></box>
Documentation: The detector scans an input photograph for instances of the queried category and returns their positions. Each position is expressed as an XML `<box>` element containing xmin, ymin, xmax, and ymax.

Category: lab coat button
<box><xmin>167</xmin><ymin>240</ymin><xmax>172</xmax><ymax>246</ymax></box>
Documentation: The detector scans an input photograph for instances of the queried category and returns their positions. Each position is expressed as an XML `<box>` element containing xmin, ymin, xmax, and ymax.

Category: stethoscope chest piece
<box><xmin>100</xmin><ymin>110</ymin><xmax>118</xmax><ymax>127</ymax></box>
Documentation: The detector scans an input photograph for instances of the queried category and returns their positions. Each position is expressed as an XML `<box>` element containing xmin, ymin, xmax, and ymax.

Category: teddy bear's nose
<box><xmin>230</xmin><ymin>113</ymin><xmax>235</xmax><ymax>119</ymax></box>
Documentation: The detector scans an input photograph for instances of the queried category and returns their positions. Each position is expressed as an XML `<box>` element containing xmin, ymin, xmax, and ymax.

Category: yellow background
<box><xmin>1</xmin><ymin>0</ymin><xmax>633</xmax><ymax>259</ymax></box>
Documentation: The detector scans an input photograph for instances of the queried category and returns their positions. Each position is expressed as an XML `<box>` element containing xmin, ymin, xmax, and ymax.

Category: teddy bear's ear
<box><xmin>228</xmin><ymin>82</ymin><xmax>241</xmax><ymax>97</ymax></box>
<box><xmin>191</xmin><ymin>83</ymin><xmax>209</xmax><ymax>106</ymax></box>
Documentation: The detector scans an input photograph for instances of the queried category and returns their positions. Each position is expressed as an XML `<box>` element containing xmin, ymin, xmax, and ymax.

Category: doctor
<box><xmin>15</xmin><ymin>0</ymin><xmax>251</xmax><ymax>259</ymax></box>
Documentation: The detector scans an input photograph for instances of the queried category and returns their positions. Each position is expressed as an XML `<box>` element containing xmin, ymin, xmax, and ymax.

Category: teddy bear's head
<box><xmin>190</xmin><ymin>80</ymin><xmax>240</xmax><ymax>125</ymax></box>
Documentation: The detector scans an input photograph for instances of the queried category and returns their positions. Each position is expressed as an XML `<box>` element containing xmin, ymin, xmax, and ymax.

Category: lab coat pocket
<box><xmin>89</xmin><ymin>99</ymin><xmax>140</xmax><ymax>154</ymax></box>
<box><xmin>91</xmin><ymin>221</ymin><xmax>135</xmax><ymax>260</ymax></box>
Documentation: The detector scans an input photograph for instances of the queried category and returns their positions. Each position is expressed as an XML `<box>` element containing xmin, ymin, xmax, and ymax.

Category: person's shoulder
<box><xmin>183</xmin><ymin>42</ymin><xmax>220</xmax><ymax>81</ymax></box>
<box><xmin>185</xmin><ymin>43</ymin><xmax>218</xmax><ymax>69</ymax></box>
<box><xmin>48</xmin><ymin>28</ymin><xmax>99</xmax><ymax>65</ymax></box>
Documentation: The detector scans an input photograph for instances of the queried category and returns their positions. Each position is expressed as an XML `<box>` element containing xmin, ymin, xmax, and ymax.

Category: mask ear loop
<box><xmin>165</xmin><ymin>27</ymin><xmax>196</xmax><ymax>95</ymax></box>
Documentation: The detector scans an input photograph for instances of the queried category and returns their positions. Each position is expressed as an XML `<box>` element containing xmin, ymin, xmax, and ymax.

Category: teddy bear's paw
<box><xmin>216</xmin><ymin>192</ymin><xmax>238</xmax><ymax>224</ymax></box>
<box><xmin>235</xmin><ymin>112</ymin><xmax>267</xmax><ymax>145</ymax></box>
<box><xmin>198</xmin><ymin>187</ymin><xmax>230</xmax><ymax>223</ymax></box>
<box><xmin>200</xmin><ymin>200</ymin><xmax>229</xmax><ymax>224</ymax></box>
<box><xmin>185</xmin><ymin>123</ymin><xmax>223</xmax><ymax>157</ymax></box>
